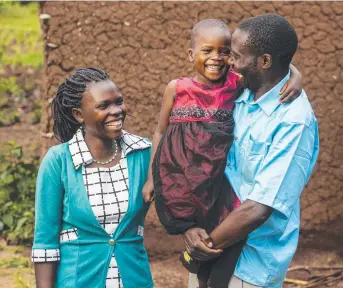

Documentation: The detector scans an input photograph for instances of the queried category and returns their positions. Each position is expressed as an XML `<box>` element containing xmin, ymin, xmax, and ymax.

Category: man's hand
<box><xmin>182</xmin><ymin>227</ymin><xmax>223</xmax><ymax>261</ymax></box>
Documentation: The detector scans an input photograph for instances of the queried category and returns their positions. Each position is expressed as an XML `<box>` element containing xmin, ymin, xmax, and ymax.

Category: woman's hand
<box><xmin>279</xmin><ymin>64</ymin><xmax>302</xmax><ymax>103</ymax></box>
<box><xmin>34</xmin><ymin>262</ymin><xmax>58</xmax><ymax>288</ymax></box>
<box><xmin>142</xmin><ymin>179</ymin><xmax>154</xmax><ymax>203</ymax></box>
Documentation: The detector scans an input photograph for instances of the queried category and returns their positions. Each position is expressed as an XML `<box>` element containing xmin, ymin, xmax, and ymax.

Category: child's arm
<box><xmin>142</xmin><ymin>80</ymin><xmax>177</xmax><ymax>203</ymax></box>
<box><xmin>279</xmin><ymin>64</ymin><xmax>302</xmax><ymax>103</ymax></box>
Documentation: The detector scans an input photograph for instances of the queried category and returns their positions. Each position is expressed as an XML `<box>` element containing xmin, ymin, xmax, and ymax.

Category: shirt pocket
<box><xmin>242</xmin><ymin>135</ymin><xmax>268</xmax><ymax>183</ymax></box>
<box><xmin>60</xmin><ymin>228</ymin><xmax>78</xmax><ymax>243</ymax></box>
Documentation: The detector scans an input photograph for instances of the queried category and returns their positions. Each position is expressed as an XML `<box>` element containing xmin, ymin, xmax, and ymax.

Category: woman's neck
<box><xmin>84</xmin><ymin>132</ymin><xmax>117</xmax><ymax>162</ymax></box>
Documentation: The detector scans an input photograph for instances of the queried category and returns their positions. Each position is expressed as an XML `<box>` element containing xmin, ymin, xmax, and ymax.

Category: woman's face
<box><xmin>75</xmin><ymin>80</ymin><xmax>127</xmax><ymax>140</ymax></box>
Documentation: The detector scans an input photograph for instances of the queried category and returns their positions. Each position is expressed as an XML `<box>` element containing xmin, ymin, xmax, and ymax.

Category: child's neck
<box><xmin>194</xmin><ymin>74</ymin><xmax>226</xmax><ymax>87</ymax></box>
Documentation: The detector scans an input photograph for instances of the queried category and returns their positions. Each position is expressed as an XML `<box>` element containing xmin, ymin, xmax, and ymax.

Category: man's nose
<box><xmin>228</xmin><ymin>57</ymin><xmax>234</xmax><ymax>66</ymax></box>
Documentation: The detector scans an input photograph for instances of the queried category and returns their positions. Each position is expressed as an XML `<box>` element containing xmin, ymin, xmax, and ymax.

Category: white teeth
<box><xmin>207</xmin><ymin>65</ymin><xmax>221</xmax><ymax>71</ymax></box>
<box><xmin>105</xmin><ymin>120</ymin><xmax>122</xmax><ymax>128</ymax></box>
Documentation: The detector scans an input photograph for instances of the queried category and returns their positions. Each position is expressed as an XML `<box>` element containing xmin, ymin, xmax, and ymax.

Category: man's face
<box><xmin>230</xmin><ymin>29</ymin><xmax>262</xmax><ymax>92</ymax></box>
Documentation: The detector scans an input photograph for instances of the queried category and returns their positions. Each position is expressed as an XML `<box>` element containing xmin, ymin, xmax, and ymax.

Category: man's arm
<box><xmin>210</xmin><ymin>121</ymin><xmax>317</xmax><ymax>249</ymax></box>
<box><xmin>210</xmin><ymin>200</ymin><xmax>272</xmax><ymax>249</ymax></box>
<box><xmin>186</xmin><ymin>120</ymin><xmax>318</xmax><ymax>257</ymax></box>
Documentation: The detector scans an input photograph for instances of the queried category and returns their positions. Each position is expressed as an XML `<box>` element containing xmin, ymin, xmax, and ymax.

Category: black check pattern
<box><xmin>31</xmin><ymin>249</ymin><xmax>60</xmax><ymax>262</ymax></box>
<box><xmin>60</xmin><ymin>228</ymin><xmax>78</xmax><ymax>243</ymax></box>
<box><xmin>120</xmin><ymin>132</ymin><xmax>151</xmax><ymax>155</ymax></box>
<box><xmin>68</xmin><ymin>129</ymin><xmax>93</xmax><ymax>169</ymax></box>
<box><xmin>106</xmin><ymin>256</ymin><xmax>123</xmax><ymax>288</ymax></box>
<box><xmin>82</xmin><ymin>151</ymin><xmax>128</xmax><ymax>288</ymax></box>
<box><xmin>82</xmin><ymin>151</ymin><xmax>129</xmax><ymax>234</ymax></box>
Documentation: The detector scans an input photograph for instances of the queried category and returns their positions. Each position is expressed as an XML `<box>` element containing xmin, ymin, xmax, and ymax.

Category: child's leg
<box><xmin>207</xmin><ymin>239</ymin><xmax>246</xmax><ymax>288</ymax></box>
<box><xmin>197</xmin><ymin>257</ymin><xmax>217</xmax><ymax>288</ymax></box>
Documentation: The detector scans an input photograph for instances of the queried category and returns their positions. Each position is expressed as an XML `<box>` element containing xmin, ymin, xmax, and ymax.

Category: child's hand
<box><xmin>279</xmin><ymin>73</ymin><xmax>302</xmax><ymax>103</ymax></box>
<box><xmin>142</xmin><ymin>179</ymin><xmax>154</xmax><ymax>203</ymax></box>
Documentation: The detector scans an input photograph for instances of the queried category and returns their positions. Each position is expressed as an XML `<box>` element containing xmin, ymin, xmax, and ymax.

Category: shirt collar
<box><xmin>235</xmin><ymin>71</ymin><xmax>290</xmax><ymax>117</ymax></box>
<box><xmin>68</xmin><ymin>129</ymin><xmax>151</xmax><ymax>170</ymax></box>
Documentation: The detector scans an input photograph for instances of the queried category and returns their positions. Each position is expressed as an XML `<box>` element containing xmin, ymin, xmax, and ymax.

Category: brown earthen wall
<box><xmin>39</xmin><ymin>1</ymin><xmax>343</xmax><ymax>251</ymax></box>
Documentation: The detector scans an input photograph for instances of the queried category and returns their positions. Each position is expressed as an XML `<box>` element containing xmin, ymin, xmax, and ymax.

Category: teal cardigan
<box><xmin>33</xmin><ymin>141</ymin><xmax>154</xmax><ymax>288</ymax></box>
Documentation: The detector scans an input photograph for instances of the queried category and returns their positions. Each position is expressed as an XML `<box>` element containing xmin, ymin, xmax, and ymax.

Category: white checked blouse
<box><xmin>31</xmin><ymin>129</ymin><xmax>151</xmax><ymax>288</ymax></box>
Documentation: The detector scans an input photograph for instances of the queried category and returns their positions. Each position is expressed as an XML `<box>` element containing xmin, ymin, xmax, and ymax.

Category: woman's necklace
<box><xmin>92</xmin><ymin>140</ymin><xmax>118</xmax><ymax>165</ymax></box>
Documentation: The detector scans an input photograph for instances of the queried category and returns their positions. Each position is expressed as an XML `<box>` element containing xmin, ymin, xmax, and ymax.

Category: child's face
<box><xmin>189</xmin><ymin>28</ymin><xmax>231</xmax><ymax>86</ymax></box>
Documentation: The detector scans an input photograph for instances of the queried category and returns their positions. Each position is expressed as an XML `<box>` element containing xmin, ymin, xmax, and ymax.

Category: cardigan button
<box><xmin>109</xmin><ymin>239</ymin><xmax>115</xmax><ymax>246</ymax></box>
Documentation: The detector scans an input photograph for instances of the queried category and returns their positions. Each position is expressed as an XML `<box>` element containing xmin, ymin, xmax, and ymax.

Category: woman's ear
<box><xmin>72</xmin><ymin>108</ymin><xmax>84</xmax><ymax>125</ymax></box>
<box><xmin>188</xmin><ymin>48</ymin><xmax>195</xmax><ymax>63</ymax></box>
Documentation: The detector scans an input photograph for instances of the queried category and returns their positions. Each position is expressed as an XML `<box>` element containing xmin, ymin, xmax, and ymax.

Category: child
<box><xmin>143</xmin><ymin>19</ymin><xmax>302</xmax><ymax>288</ymax></box>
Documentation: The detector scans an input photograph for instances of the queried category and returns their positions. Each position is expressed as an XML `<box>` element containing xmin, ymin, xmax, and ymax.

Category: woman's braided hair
<box><xmin>52</xmin><ymin>68</ymin><xmax>109</xmax><ymax>143</ymax></box>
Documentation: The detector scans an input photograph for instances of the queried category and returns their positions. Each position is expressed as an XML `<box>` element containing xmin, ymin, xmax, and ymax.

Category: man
<box><xmin>185</xmin><ymin>14</ymin><xmax>319</xmax><ymax>288</ymax></box>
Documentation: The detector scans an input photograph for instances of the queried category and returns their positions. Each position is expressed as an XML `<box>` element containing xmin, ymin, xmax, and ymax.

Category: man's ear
<box><xmin>260</xmin><ymin>54</ymin><xmax>272</xmax><ymax>70</ymax></box>
<box><xmin>72</xmin><ymin>108</ymin><xmax>84</xmax><ymax>125</ymax></box>
<box><xmin>188</xmin><ymin>48</ymin><xmax>195</xmax><ymax>63</ymax></box>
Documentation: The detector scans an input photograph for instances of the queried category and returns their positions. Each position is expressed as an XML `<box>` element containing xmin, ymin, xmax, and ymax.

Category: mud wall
<box><xmin>39</xmin><ymin>2</ymin><xmax>343</xmax><ymax>249</ymax></box>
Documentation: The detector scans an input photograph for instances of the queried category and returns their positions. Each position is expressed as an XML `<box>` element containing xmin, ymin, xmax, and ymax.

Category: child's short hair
<box><xmin>190</xmin><ymin>19</ymin><xmax>231</xmax><ymax>48</ymax></box>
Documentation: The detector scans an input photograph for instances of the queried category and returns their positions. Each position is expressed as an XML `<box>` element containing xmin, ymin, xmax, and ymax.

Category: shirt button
<box><xmin>226</xmin><ymin>162</ymin><xmax>230</xmax><ymax>166</ymax></box>
<box><xmin>109</xmin><ymin>239</ymin><xmax>115</xmax><ymax>246</ymax></box>
<box><xmin>235</xmin><ymin>136</ymin><xmax>238</xmax><ymax>140</ymax></box>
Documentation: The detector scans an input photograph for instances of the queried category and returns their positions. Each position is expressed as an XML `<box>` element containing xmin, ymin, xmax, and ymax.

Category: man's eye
<box><xmin>230</xmin><ymin>52</ymin><xmax>238</xmax><ymax>59</ymax></box>
<box><xmin>116</xmin><ymin>99</ymin><xmax>123</xmax><ymax>105</ymax></box>
<box><xmin>202</xmin><ymin>50</ymin><xmax>211</xmax><ymax>54</ymax></box>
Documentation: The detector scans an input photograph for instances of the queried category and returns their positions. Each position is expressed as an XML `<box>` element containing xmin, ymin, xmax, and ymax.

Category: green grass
<box><xmin>0</xmin><ymin>256</ymin><xmax>30</xmax><ymax>269</ymax></box>
<box><xmin>0</xmin><ymin>2</ymin><xmax>43</xmax><ymax>69</ymax></box>
<box><xmin>0</xmin><ymin>77</ymin><xmax>24</xmax><ymax>99</ymax></box>
<box><xmin>0</xmin><ymin>2</ymin><xmax>43</xmax><ymax>126</ymax></box>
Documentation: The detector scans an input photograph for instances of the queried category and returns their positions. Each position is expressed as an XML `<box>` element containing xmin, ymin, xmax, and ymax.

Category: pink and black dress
<box><xmin>153</xmin><ymin>72</ymin><xmax>244</xmax><ymax>287</ymax></box>
<box><xmin>153</xmin><ymin>71</ymin><xmax>241</xmax><ymax>235</ymax></box>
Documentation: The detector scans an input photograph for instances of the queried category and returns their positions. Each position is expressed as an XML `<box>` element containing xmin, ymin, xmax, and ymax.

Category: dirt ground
<box><xmin>0</xmin><ymin>236</ymin><xmax>342</xmax><ymax>288</ymax></box>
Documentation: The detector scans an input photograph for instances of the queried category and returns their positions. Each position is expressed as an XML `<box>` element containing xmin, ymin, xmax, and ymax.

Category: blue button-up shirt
<box><xmin>226</xmin><ymin>73</ymin><xmax>319</xmax><ymax>288</ymax></box>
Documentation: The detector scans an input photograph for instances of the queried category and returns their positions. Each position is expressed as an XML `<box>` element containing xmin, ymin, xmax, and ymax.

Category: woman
<box><xmin>32</xmin><ymin>68</ymin><xmax>153</xmax><ymax>288</ymax></box>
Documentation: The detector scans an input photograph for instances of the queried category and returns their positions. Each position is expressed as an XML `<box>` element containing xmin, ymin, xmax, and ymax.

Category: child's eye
<box><xmin>116</xmin><ymin>99</ymin><xmax>124</xmax><ymax>105</ymax></box>
<box><xmin>97</xmin><ymin>104</ymin><xmax>108</xmax><ymax>110</ymax></box>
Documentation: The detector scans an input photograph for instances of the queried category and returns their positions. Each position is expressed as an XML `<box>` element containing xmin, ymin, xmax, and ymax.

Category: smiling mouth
<box><xmin>105</xmin><ymin>119</ymin><xmax>123</xmax><ymax>129</ymax></box>
<box><xmin>205</xmin><ymin>65</ymin><xmax>224</xmax><ymax>72</ymax></box>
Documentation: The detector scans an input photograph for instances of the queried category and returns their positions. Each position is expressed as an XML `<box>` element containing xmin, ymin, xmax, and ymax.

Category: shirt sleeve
<box><xmin>247</xmin><ymin>122</ymin><xmax>318</xmax><ymax>218</ymax></box>
<box><xmin>32</xmin><ymin>148</ymin><xmax>63</xmax><ymax>260</ymax></box>
<box><xmin>31</xmin><ymin>249</ymin><xmax>60</xmax><ymax>263</ymax></box>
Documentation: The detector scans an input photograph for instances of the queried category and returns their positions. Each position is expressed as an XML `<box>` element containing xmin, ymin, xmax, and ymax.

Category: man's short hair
<box><xmin>190</xmin><ymin>19</ymin><xmax>231</xmax><ymax>49</ymax></box>
<box><xmin>237</xmin><ymin>14</ymin><xmax>298</xmax><ymax>70</ymax></box>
